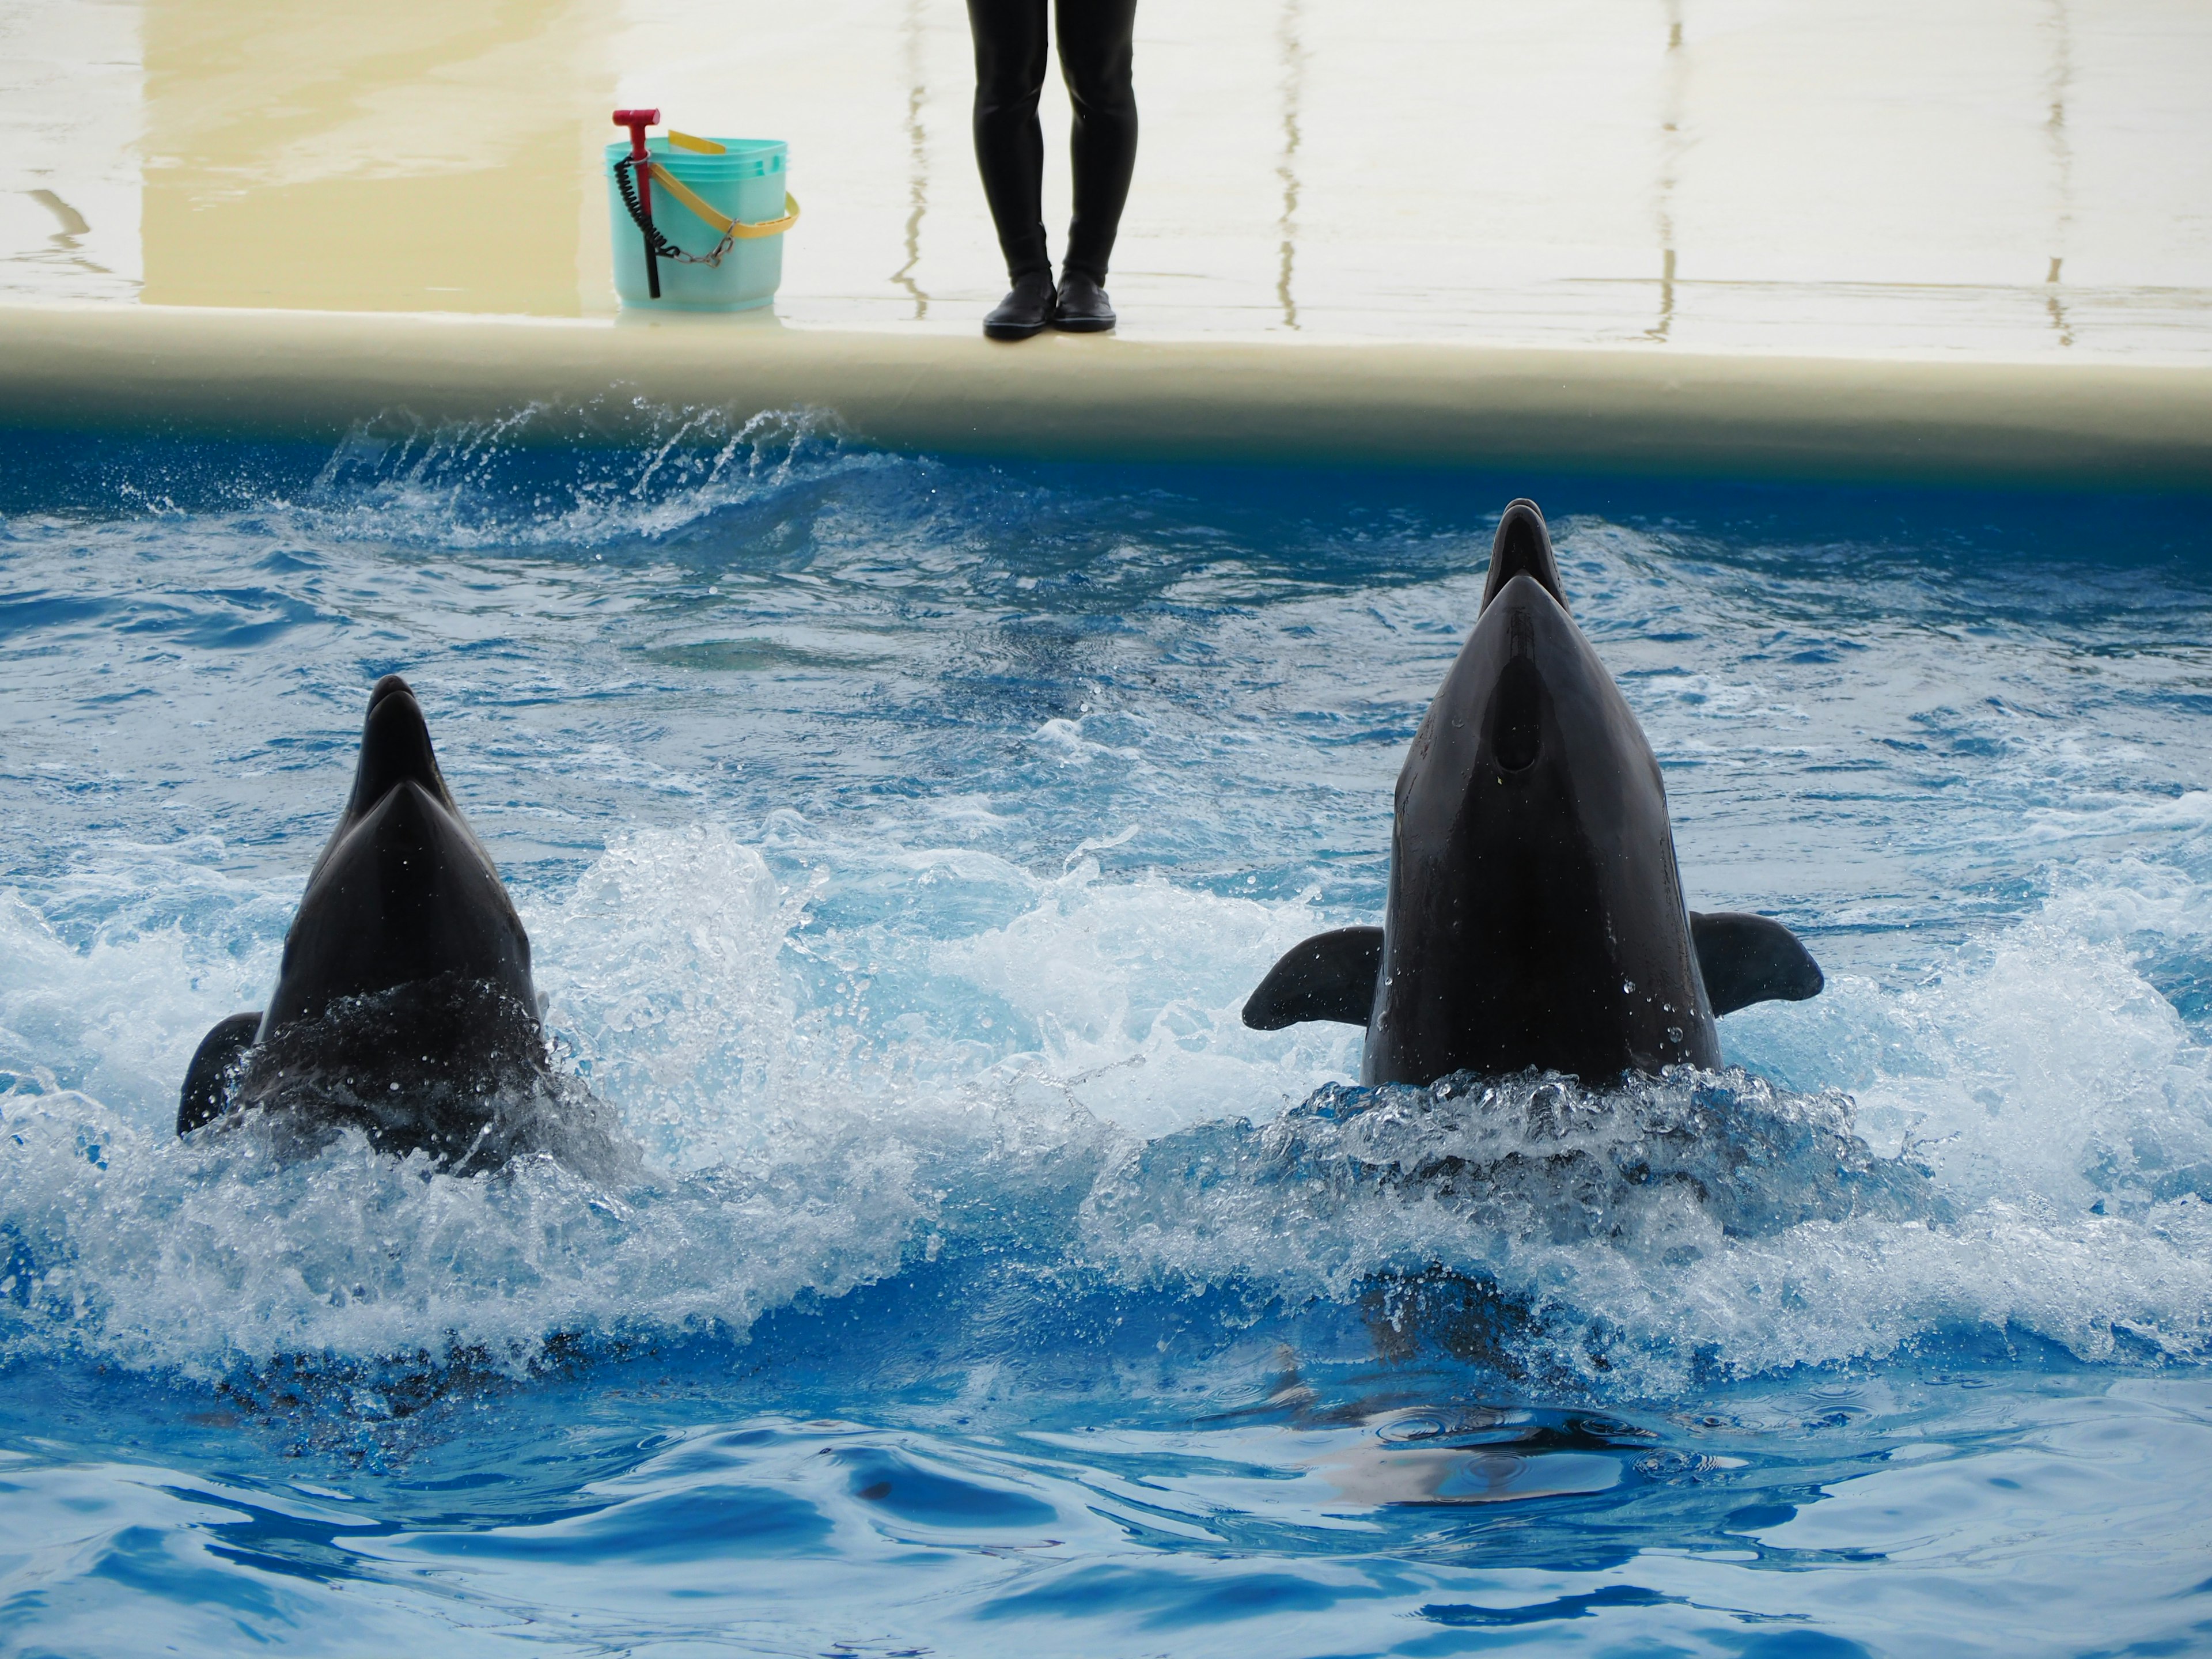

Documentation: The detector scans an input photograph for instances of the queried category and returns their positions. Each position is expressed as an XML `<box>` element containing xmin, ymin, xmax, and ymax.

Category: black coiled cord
<box><xmin>612</xmin><ymin>157</ymin><xmax>690</xmax><ymax>263</ymax></box>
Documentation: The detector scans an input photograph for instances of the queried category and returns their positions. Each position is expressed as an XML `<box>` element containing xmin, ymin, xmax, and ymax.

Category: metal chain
<box><xmin>612</xmin><ymin>156</ymin><xmax>737</xmax><ymax>267</ymax></box>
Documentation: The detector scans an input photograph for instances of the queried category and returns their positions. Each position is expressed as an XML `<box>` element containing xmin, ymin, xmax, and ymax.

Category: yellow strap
<box><xmin>666</xmin><ymin>130</ymin><xmax>725</xmax><ymax>154</ymax></box>
<box><xmin>646</xmin><ymin>161</ymin><xmax>799</xmax><ymax>240</ymax></box>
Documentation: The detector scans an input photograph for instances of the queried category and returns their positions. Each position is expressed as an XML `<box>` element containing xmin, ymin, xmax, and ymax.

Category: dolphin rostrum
<box><xmin>1243</xmin><ymin>499</ymin><xmax>1822</xmax><ymax>1086</ymax></box>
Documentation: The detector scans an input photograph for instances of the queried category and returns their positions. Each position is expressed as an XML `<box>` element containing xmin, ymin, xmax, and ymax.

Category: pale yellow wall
<box><xmin>139</xmin><ymin>0</ymin><xmax>610</xmax><ymax>312</ymax></box>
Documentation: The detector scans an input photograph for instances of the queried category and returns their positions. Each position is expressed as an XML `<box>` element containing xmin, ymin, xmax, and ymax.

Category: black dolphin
<box><xmin>1243</xmin><ymin>499</ymin><xmax>1823</xmax><ymax>1086</ymax></box>
<box><xmin>178</xmin><ymin>676</ymin><xmax>553</xmax><ymax>1164</ymax></box>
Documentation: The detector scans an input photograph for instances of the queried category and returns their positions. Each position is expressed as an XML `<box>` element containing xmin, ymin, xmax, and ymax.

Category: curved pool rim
<box><xmin>3</xmin><ymin>301</ymin><xmax>2211</xmax><ymax>490</ymax></box>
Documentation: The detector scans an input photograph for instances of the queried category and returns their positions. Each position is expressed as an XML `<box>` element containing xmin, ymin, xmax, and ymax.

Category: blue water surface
<box><xmin>2</xmin><ymin>410</ymin><xmax>2211</xmax><ymax>1657</ymax></box>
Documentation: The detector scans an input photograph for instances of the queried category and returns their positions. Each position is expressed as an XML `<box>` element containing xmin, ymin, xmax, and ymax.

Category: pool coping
<box><xmin>2</xmin><ymin>301</ymin><xmax>2209</xmax><ymax>489</ymax></box>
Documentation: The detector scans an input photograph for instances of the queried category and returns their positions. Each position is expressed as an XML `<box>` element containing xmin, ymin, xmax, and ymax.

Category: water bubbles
<box><xmin>1634</xmin><ymin>1449</ymin><xmax>1733</xmax><ymax>1482</ymax></box>
<box><xmin>1525</xmin><ymin>1079</ymin><xmax>1574</xmax><ymax>1139</ymax></box>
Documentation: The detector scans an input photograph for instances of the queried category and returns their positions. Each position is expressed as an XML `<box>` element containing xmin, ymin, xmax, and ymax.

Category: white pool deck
<box><xmin>1</xmin><ymin>0</ymin><xmax>2209</xmax><ymax>481</ymax></box>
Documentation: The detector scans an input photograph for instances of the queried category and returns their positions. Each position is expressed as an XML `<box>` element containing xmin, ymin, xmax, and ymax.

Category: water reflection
<box><xmin>25</xmin><ymin>188</ymin><xmax>109</xmax><ymax>276</ymax></box>
<box><xmin>1275</xmin><ymin>0</ymin><xmax>1305</xmax><ymax>331</ymax></box>
<box><xmin>2043</xmin><ymin>0</ymin><xmax>2074</xmax><ymax>346</ymax></box>
<box><xmin>1646</xmin><ymin>0</ymin><xmax>1687</xmax><ymax>343</ymax></box>
<box><xmin>892</xmin><ymin>0</ymin><xmax>931</xmax><ymax>320</ymax></box>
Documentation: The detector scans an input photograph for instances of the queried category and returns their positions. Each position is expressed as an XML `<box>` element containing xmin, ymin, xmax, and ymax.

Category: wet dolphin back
<box><xmin>260</xmin><ymin>782</ymin><xmax>536</xmax><ymax>1033</ymax></box>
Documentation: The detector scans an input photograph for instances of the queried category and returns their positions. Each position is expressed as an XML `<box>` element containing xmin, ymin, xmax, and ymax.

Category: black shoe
<box><xmin>1051</xmin><ymin>271</ymin><xmax>1116</xmax><ymax>332</ymax></box>
<box><xmin>983</xmin><ymin>272</ymin><xmax>1058</xmax><ymax>340</ymax></box>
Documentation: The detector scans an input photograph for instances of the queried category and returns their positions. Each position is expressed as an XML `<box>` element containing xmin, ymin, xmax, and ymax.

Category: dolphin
<box><xmin>1243</xmin><ymin>499</ymin><xmax>1823</xmax><ymax>1086</ymax></box>
<box><xmin>177</xmin><ymin>676</ymin><xmax>555</xmax><ymax>1165</ymax></box>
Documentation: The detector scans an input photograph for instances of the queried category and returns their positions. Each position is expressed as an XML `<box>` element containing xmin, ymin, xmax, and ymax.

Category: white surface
<box><xmin>0</xmin><ymin>0</ymin><xmax>2207</xmax><ymax>357</ymax></box>
<box><xmin>0</xmin><ymin>0</ymin><xmax>141</xmax><ymax>302</ymax></box>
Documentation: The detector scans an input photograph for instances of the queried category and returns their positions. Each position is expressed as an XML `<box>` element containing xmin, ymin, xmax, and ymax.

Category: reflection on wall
<box><xmin>0</xmin><ymin>0</ymin><xmax>143</xmax><ymax>302</ymax></box>
<box><xmin>2043</xmin><ymin>0</ymin><xmax>2074</xmax><ymax>347</ymax></box>
<box><xmin>892</xmin><ymin>0</ymin><xmax>930</xmax><ymax>320</ymax></box>
<box><xmin>1275</xmin><ymin>0</ymin><xmax>1305</xmax><ymax>331</ymax></box>
<box><xmin>1646</xmin><ymin>0</ymin><xmax>1685</xmax><ymax>343</ymax></box>
<box><xmin>141</xmin><ymin>0</ymin><xmax>610</xmax><ymax>312</ymax></box>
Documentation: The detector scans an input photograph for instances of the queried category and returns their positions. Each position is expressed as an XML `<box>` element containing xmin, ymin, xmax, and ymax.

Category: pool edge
<box><xmin>2</xmin><ymin>302</ymin><xmax>2208</xmax><ymax>490</ymax></box>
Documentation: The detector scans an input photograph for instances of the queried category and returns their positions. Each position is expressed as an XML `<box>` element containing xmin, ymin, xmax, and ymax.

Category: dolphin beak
<box><xmin>1479</xmin><ymin>499</ymin><xmax>1570</xmax><ymax>616</ymax></box>
<box><xmin>347</xmin><ymin>679</ymin><xmax>449</xmax><ymax>815</ymax></box>
<box><xmin>368</xmin><ymin>673</ymin><xmax>415</xmax><ymax>715</ymax></box>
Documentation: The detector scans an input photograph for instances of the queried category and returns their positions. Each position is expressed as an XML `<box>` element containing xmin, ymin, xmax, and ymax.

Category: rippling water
<box><xmin>3</xmin><ymin>412</ymin><xmax>2210</xmax><ymax>1656</ymax></box>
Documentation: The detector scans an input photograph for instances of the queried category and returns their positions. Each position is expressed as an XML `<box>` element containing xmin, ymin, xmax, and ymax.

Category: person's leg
<box><xmin>1055</xmin><ymin>0</ymin><xmax>1138</xmax><ymax>285</ymax></box>
<box><xmin>968</xmin><ymin>0</ymin><xmax>1052</xmax><ymax>281</ymax></box>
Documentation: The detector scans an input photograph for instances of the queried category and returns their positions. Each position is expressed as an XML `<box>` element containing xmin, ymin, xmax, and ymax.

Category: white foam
<box><xmin>1067</xmin><ymin>845</ymin><xmax>2212</xmax><ymax>1387</ymax></box>
<box><xmin>5</xmin><ymin>816</ymin><xmax>2212</xmax><ymax>1389</ymax></box>
<box><xmin>528</xmin><ymin>824</ymin><xmax>797</xmax><ymax>1171</ymax></box>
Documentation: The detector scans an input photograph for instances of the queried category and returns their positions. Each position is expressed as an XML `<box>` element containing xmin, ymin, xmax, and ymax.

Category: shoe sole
<box><xmin>983</xmin><ymin>320</ymin><xmax>1049</xmax><ymax>340</ymax></box>
<box><xmin>1050</xmin><ymin>316</ymin><xmax>1116</xmax><ymax>333</ymax></box>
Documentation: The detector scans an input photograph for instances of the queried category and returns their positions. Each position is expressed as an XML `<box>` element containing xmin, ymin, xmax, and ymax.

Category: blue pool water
<box><xmin>2</xmin><ymin>411</ymin><xmax>2211</xmax><ymax>1656</ymax></box>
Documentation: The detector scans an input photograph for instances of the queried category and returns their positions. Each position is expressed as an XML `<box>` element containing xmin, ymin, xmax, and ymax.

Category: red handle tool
<box><xmin>615</xmin><ymin>108</ymin><xmax>662</xmax><ymax>298</ymax></box>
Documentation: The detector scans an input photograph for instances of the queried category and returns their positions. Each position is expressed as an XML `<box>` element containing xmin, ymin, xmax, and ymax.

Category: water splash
<box><xmin>298</xmin><ymin>403</ymin><xmax>878</xmax><ymax>551</ymax></box>
<box><xmin>5</xmin><ymin>434</ymin><xmax>2212</xmax><ymax>1410</ymax></box>
<box><xmin>6</xmin><ymin>817</ymin><xmax>2212</xmax><ymax>1399</ymax></box>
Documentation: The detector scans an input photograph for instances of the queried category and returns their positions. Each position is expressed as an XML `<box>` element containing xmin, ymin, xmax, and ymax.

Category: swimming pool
<box><xmin>3</xmin><ymin>411</ymin><xmax>2210</xmax><ymax>1656</ymax></box>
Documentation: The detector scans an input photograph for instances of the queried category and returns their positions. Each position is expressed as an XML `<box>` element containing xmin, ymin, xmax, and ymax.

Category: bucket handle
<box><xmin>647</xmin><ymin>162</ymin><xmax>799</xmax><ymax>243</ymax></box>
<box><xmin>613</xmin><ymin>156</ymin><xmax>798</xmax><ymax>269</ymax></box>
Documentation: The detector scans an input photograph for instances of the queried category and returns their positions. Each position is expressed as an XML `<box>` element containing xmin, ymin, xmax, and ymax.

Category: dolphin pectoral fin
<box><xmin>1691</xmin><ymin>912</ymin><xmax>1824</xmax><ymax>1017</ymax></box>
<box><xmin>177</xmin><ymin>1011</ymin><xmax>262</xmax><ymax>1135</ymax></box>
<box><xmin>1243</xmin><ymin>927</ymin><xmax>1384</xmax><ymax>1030</ymax></box>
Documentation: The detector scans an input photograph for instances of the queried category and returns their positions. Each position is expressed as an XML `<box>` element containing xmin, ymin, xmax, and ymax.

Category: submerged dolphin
<box><xmin>1244</xmin><ymin>499</ymin><xmax>1823</xmax><ymax>1086</ymax></box>
<box><xmin>178</xmin><ymin>676</ymin><xmax>554</xmax><ymax>1165</ymax></box>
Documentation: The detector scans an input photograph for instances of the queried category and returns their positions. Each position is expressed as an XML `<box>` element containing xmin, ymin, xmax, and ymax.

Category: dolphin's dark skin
<box><xmin>178</xmin><ymin>676</ymin><xmax>551</xmax><ymax>1164</ymax></box>
<box><xmin>1244</xmin><ymin>499</ymin><xmax>1822</xmax><ymax>1086</ymax></box>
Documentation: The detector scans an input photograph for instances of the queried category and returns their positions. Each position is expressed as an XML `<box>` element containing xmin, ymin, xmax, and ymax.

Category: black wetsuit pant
<box><xmin>967</xmin><ymin>0</ymin><xmax>1138</xmax><ymax>285</ymax></box>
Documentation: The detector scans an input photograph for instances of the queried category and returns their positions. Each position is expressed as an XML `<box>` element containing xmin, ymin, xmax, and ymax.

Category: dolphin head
<box><xmin>1460</xmin><ymin>502</ymin><xmax>1573</xmax><ymax>782</ymax></box>
<box><xmin>1399</xmin><ymin>502</ymin><xmax>1615</xmax><ymax>835</ymax></box>
<box><xmin>309</xmin><ymin>676</ymin><xmax>457</xmax><ymax>866</ymax></box>
<box><xmin>266</xmin><ymin>677</ymin><xmax>536</xmax><ymax>1036</ymax></box>
<box><xmin>1367</xmin><ymin>501</ymin><xmax>1719</xmax><ymax>1085</ymax></box>
<box><xmin>300</xmin><ymin>673</ymin><xmax>506</xmax><ymax>888</ymax></box>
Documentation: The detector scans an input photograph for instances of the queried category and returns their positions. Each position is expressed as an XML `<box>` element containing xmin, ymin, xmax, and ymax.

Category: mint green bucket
<box><xmin>605</xmin><ymin>137</ymin><xmax>791</xmax><ymax>312</ymax></box>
